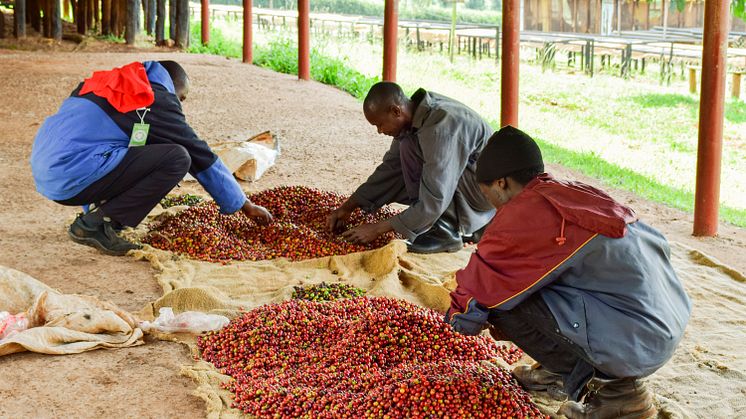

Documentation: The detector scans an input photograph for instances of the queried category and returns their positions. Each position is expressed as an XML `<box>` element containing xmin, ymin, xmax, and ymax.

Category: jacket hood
<box><xmin>529</xmin><ymin>174</ymin><xmax>637</xmax><ymax>238</ymax></box>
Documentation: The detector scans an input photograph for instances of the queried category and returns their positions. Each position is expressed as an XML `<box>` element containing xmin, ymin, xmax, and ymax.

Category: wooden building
<box><xmin>520</xmin><ymin>0</ymin><xmax>746</xmax><ymax>34</ymax></box>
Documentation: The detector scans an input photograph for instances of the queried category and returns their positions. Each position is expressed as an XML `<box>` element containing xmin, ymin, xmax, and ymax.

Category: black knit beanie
<box><xmin>476</xmin><ymin>125</ymin><xmax>544</xmax><ymax>184</ymax></box>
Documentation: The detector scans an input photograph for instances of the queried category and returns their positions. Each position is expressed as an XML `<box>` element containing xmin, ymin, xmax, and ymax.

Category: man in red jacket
<box><xmin>446</xmin><ymin>126</ymin><xmax>691</xmax><ymax>419</ymax></box>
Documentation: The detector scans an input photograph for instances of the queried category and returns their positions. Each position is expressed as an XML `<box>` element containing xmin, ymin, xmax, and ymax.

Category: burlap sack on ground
<box><xmin>132</xmin><ymin>240</ymin><xmax>746</xmax><ymax>418</ymax></box>
<box><xmin>0</xmin><ymin>266</ymin><xmax>144</xmax><ymax>356</ymax></box>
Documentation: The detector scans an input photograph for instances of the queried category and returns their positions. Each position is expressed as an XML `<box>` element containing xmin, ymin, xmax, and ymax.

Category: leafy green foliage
<box><xmin>189</xmin><ymin>24</ymin><xmax>378</xmax><ymax>98</ymax></box>
<box><xmin>211</xmin><ymin>0</ymin><xmax>501</xmax><ymax>24</ymax></box>
<box><xmin>733</xmin><ymin>0</ymin><xmax>746</xmax><ymax>21</ymax></box>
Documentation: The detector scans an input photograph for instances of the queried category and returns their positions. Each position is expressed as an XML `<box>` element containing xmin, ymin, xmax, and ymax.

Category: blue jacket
<box><xmin>30</xmin><ymin>61</ymin><xmax>245</xmax><ymax>213</ymax></box>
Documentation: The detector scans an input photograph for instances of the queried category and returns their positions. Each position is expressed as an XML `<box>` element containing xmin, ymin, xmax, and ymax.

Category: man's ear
<box><xmin>496</xmin><ymin>178</ymin><xmax>509</xmax><ymax>190</ymax></box>
<box><xmin>390</xmin><ymin>105</ymin><xmax>402</xmax><ymax>118</ymax></box>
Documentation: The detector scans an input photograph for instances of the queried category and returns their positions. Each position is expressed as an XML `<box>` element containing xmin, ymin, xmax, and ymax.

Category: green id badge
<box><xmin>129</xmin><ymin>123</ymin><xmax>150</xmax><ymax>147</ymax></box>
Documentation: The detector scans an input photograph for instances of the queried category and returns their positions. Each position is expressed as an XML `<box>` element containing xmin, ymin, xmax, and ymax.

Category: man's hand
<box><xmin>342</xmin><ymin>221</ymin><xmax>392</xmax><ymax>245</ymax></box>
<box><xmin>326</xmin><ymin>198</ymin><xmax>359</xmax><ymax>233</ymax></box>
<box><xmin>241</xmin><ymin>201</ymin><xmax>273</xmax><ymax>225</ymax></box>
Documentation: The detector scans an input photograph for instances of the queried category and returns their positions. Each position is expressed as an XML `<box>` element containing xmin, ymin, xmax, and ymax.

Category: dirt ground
<box><xmin>1</xmin><ymin>44</ymin><xmax>745</xmax><ymax>418</ymax></box>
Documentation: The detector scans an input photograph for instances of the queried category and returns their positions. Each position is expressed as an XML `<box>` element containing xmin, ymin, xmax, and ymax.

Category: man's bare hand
<box><xmin>241</xmin><ymin>201</ymin><xmax>273</xmax><ymax>225</ymax></box>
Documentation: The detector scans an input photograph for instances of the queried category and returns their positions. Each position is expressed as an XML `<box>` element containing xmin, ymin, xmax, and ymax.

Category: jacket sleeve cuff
<box><xmin>350</xmin><ymin>190</ymin><xmax>378</xmax><ymax>213</ymax></box>
<box><xmin>195</xmin><ymin>158</ymin><xmax>247</xmax><ymax>214</ymax></box>
<box><xmin>389</xmin><ymin>214</ymin><xmax>418</xmax><ymax>241</ymax></box>
<box><xmin>448</xmin><ymin>299</ymin><xmax>489</xmax><ymax>336</ymax></box>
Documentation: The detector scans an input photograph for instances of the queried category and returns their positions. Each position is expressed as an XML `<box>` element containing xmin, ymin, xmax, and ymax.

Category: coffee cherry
<box><xmin>144</xmin><ymin>186</ymin><xmax>400</xmax><ymax>263</ymax></box>
<box><xmin>160</xmin><ymin>193</ymin><xmax>205</xmax><ymax>208</ymax></box>
<box><xmin>292</xmin><ymin>282</ymin><xmax>366</xmax><ymax>302</ymax></box>
<box><xmin>197</xmin><ymin>297</ymin><xmax>542</xmax><ymax>418</ymax></box>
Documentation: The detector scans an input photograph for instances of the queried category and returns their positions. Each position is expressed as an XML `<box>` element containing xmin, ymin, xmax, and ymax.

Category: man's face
<box><xmin>364</xmin><ymin>106</ymin><xmax>407</xmax><ymax>138</ymax></box>
<box><xmin>479</xmin><ymin>179</ymin><xmax>512</xmax><ymax>209</ymax></box>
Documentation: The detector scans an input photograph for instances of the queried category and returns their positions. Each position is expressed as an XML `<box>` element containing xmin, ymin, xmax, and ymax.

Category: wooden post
<box><xmin>155</xmin><ymin>0</ymin><xmax>165</xmax><ymax>43</ymax></box>
<box><xmin>298</xmin><ymin>0</ymin><xmax>310</xmax><ymax>80</ymax></box>
<box><xmin>125</xmin><ymin>0</ymin><xmax>136</xmax><ymax>44</ymax></box>
<box><xmin>733</xmin><ymin>73</ymin><xmax>743</xmax><ymax>99</ymax></box>
<box><xmin>502</xmin><ymin>0</ymin><xmax>519</xmax><ymax>126</ymax></box>
<box><xmin>169</xmin><ymin>0</ymin><xmax>176</xmax><ymax>40</ymax></box>
<box><xmin>175</xmin><ymin>0</ymin><xmax>188</xmax><ymax>47</ymax></box>
<box><xmin>688</xmin><ymin>66</ymin><xmax>697</xmax><ymax>93</ymax></box>
<box><xmin>200</xmin><ymin>0</ymin><xmax>208</xmax><ymax>45</ymax></box>
<box><xmin>383</xmin><ymin>0</ymin><xmax>398</xmax><ymax>80</ymax></box>
<box><xmin>242</xmin><ymin>0</ymin><xmax>252</xmax><ymax>63</ymax></box>
<box><xmin>693</xmin><ymin>0</ymin><xmax>729</xmax><ymax>236</ymax></box>
<box><xmin>102</xmin><ymin>0</ymin><xmax>111</xmax><ymax>34</ymax></box>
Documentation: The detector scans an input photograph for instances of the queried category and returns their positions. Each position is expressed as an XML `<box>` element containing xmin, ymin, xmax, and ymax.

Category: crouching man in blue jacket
<box><xmin>31</xmin><ymin>61</ymin><xmax>272</xmax><ymax>256</ymax></box>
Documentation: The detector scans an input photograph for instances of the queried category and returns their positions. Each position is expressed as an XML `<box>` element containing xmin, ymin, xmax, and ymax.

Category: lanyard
<box><xmin>136</xmin><ymin>107</ymin><xmax>150</xmax><ymax>124</ymax></box>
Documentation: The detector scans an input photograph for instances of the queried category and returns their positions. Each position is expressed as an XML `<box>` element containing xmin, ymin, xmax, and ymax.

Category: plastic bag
<box><xmin>0</xmin><ymin>311</ymin><xmax>30</xmax><ymax>340</ymax></box>
<box><xmin>138</xmin><ymin>308</ymin><xmax>229</xmax><ymax>334</ymax></box>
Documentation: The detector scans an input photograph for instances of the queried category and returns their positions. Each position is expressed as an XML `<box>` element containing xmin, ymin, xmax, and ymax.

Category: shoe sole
<box><xmin>407</xmin><ymin>242</ymin><xmax>464</xmax><ymax>254</ymax></box>
<box><xmin>68</xmin><ymin>229</ymin><xmax>131</xmax><ymax>257</ymax></box>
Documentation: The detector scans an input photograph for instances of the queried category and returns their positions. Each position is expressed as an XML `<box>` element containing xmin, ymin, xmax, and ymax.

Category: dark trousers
<box><xmin>57</xmin><ymin>144</ymin><xmax>191</xmax><ymax>227</ymax></box>
<box><xmin>489</xmin><ymin>294</ymin><xmax>605</xmax><ymax>401</ymax></box>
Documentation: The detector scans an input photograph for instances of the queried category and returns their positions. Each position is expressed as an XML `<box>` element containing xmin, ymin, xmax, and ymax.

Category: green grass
<box><xmin>532</xmin><ymin>136</ymin><xmax>746</xmax><ymax>227</ymax></box>
<box><xmin>186</xmin><ymin>19</ymin><xmax>746</xmax><ymax>228</ymax></box>
<box><xmin>189</xmin><ymin>23</ymin><xmax>378</xmax><ymax>98</ymax></box>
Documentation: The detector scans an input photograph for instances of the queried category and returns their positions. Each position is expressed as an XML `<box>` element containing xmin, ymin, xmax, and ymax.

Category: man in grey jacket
<box><xmin>327</xmin><ymin>82</ymin><xmax>495</xmax><ymax>253</ymax></box>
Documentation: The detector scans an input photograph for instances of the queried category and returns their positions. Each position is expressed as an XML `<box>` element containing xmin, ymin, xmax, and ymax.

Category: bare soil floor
<box><xmin>0</xmin><ymin>47</ymin><xmax>745</xmax><ymax>418</ymax></box>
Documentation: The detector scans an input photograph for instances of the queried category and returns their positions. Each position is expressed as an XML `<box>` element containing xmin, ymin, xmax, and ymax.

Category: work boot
<box><xmin>68</xmin><ymin>213</ymin><xmax>141</xmax><ymax>256</ymax></box>
<box><xmin>512</xmin><ymin>363</ymin><xmax>567</xmax><ymax>400</ymax></box>
<box><xmin>463</xmin><ymin>223</ymin><xmax>489</xmax><ymax>244</ymax></box>
<box><xmin>407</xmin><ymin>218</ymin><xmax>463</xmax><ymax>254</ymax></box>
<box><xmin>558</xmin><ymin>377</ymin><xmax>657</xmax><ymax>419</ymax></box>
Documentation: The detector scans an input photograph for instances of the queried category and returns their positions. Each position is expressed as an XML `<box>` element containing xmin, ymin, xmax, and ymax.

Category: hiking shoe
<box><xmin>558</xmin><ymin>377</ymin><xmax>657</xmax><ymax>419</ymax></box>
<box><xmin>68</xmin><ymin>214</ymin><xmax>141</xmax><ymax>256</ymax></box>
<box><xmin>512</xmin><ymin>364</ymin><xmax>567</xmax><ymax>400</ymax></box>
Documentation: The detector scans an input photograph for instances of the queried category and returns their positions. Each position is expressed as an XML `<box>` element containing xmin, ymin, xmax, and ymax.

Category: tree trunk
<box><xmin>155</xmin><ymin>0</ymin><xmax>165</xmax><ymax>42</ymax></box>
<box><xmin>28</xmin><ymin>0</ymin><xmax>41</xmax><ymax>32</ymax></box>
<box><xmin>147</xmin><ymin>0</ymin><xmax>156</xmax><ymax>34</ymax></box>
<box><xmin>51</xmin><ymin>0</ymin><xmax>62</xmax><ymax>39</ymax></box>
<box><xmin>44</xmin><ymin>0</ymin><xmax>52</xmax><ymax>37</ymax></box>
<box><xmin>76</xmin><ymin>0</ymin><xmax>87</xmax><ymax>33</ymax></box>
<box><xmin>14</xmin><ymin>0</ymin><xmax>26</xmax><ymax>37</ymax></box>
<box><xmin>102</xmin><ymin>0</ymin><xmax>111</xmax><ymax>34</ymax></box>
<box><xmin>94</xmin><ymin>0</ymin><xmax>100</xmax><ymax>27</ymax></box>
<box><xmin>174</xmin><ymin>0</ymin><xmax>188</xmax><ymax>47</ymax></box>
<box><xmin>168</xmin><ymin>0</ymin><xmax>176</xmax><ymax>40</ymax></box>
<box><xmin>125</xmin><ymin>0</ymin><xmax>136</xmax><ymax>43</ymax></box>
<box><xmin>86</xmin><ymin>0</ymin><xmax>94</xmax><ymax>31</ymax></box>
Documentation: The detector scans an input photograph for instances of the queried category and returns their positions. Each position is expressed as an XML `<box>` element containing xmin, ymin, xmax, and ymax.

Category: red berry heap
<box><xmin>198</xmin><ymin>297</ymin><xmax>539</xmax><ymax>418</ymax></box>
<box><xmin>144</xmin><ymin>186</ymin><xmax>399</xmax><ymax>262</ymax></box>
<box><xmin>292</xmin><ymin>282</ymin><xmax>366</xmax><ymax>302</ymax></box>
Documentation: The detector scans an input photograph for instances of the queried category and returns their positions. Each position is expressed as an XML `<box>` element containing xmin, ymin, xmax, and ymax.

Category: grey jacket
<box><xmin>351</xmin><ymin>90</ymin><xmax>495</xmax><ymax>240</ymax></box>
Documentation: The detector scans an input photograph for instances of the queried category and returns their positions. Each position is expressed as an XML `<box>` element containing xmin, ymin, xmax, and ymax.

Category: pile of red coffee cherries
<box><xmin>198</xmin><ymin>297</ymin><xmax>542</xmax><ymax>418</ymax></box>
<box><xmin>144</xmin><ymin>186</ymin><xmax>399</xmax><ymax>262</ymax></box>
